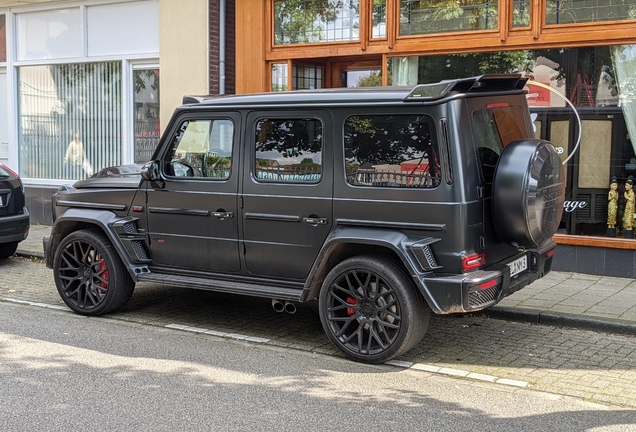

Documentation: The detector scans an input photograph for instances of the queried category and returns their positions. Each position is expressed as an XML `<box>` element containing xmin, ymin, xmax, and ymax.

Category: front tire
<box><xmin>319</xmin><ymin>255</ymin><xmax>430</xmax><ymax>364</ymax></box>
<box><xmin>54</xmin><ymin>229</ymin><xmax>135</xmax><ymax>316</ymax></box>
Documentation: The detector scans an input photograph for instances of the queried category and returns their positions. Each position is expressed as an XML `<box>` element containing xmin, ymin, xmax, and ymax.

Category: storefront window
<box><xmin>387</xmin><ymin>46</ymin><xmax>636</xmax><ymax>238</ymax></box>
<box><xmin>0</xmin><ymin>15</ymin><xmax>6</xmax><ymax>62</ymax></box>
<box><xmin>546</xmin><ymin>0</ymin><xmax>636</xmax><ymax>25</ymax></box>
<box><xmin>274</xmin><ymin>0</ymin><xmax>360</xmax><ymax>45</ymax></box>
<box><xmin>372</xmin><ymin>0</ymin><xmax>387</xmax><ymax>38</ymax></box>
<box><xmin>18</xmin><ymin>62</ymin><xmax>122</xmax><ymax>180</ymax></box>
<box><xmin>272</xmin><ymin>64</ymin><xmax>289</xmax><ymax>91</ymax></box>
<box><xmin>133</xmin><ymin>68</ymin><xmax>160</xmax><ymax>164</ymax></box>
<box><xmin>293</xmin><ymin>64</ymin><xmax>323</xmax><ymax>89</ymax></box>
<box><xmin>399</xmin><ymin>0</ymin><xmax>498</xmax><ymax>35</ymax></box>
<box><xmin>512</xmin><ymin>0</ymin><xmax>530</xmax><ymax>27</ymax></box>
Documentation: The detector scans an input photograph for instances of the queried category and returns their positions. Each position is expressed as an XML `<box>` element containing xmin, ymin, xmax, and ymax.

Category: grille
<box><xmin>132</xmin><ymin>241</ymin><xmax>148</xmax><ymax>260</ymax></box>
<box><xmin>468</xmin><ymin>283</ymin><xmax>501</xmax><ymax>309</ymax></box>
<box><xmin>123</xmin><ymin>222</ymin><xmax>138</xmax><ymax>234</ymax></box>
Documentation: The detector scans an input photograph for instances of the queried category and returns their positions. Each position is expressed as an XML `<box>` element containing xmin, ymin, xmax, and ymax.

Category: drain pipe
<box><xmin>219</xmin><ymin>0</ymin><xmax>226</xmax><ymax>95</ymax></box>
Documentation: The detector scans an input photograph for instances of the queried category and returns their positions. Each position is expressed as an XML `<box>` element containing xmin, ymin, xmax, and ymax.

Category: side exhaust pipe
<box><xmin>284</xmin><ymin>301</ymin><xmax>296</xmax><ymax>315</ymax></box>
<box><xmin>271</xmin><ymin>298</ymin><xmax>285</xmax><ymax>313</ymax></box>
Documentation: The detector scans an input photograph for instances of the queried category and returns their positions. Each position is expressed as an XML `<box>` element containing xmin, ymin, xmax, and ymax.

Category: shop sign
<box><xmin>563</xmin><ymin>200</ymin><xmax>588</xmax><ymax>212</ymax></box>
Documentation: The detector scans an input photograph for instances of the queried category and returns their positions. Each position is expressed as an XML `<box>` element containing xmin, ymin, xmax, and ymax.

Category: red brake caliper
<box><xmin>346</xmin><ymin>296</ymin><xmax>357</xmax><ymax>316</ymax></box>
<box><xmin>98</xmin><ymin>258</ymin><xmax>109</xmax><ymax>289</ymax></box>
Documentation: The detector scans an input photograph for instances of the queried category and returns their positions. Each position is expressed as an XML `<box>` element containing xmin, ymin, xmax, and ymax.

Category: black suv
<box><xmin>0</xmin><ymin>163</ymin><xmax>30</xmax><ymax>259</ymax></box>
<box><xmin>44</xmin><ymin>74</ymin><xmax>565</xmax><ymax>363</ymax></box>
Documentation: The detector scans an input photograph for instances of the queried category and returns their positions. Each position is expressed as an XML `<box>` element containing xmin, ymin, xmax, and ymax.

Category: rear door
<box><xmin>469</xmin><ymin>98</ymin><xmax>532</xmax><ymax>263</ymax></box>
<box><xmin>241</xmin><ymin>111</ymin><xmax>333</xmax><ymax>280</ymax></box>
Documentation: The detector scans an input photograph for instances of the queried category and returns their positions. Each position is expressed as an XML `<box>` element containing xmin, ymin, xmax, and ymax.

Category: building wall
<box><xmin>159</xmin><ymin>0</ymin><xmax>209</xmax><ymax>133</ymax></box>
<box><xmin>235</xmin><ymin>0</ymin><xmax>266</xmax><ymax>94</ymax></box>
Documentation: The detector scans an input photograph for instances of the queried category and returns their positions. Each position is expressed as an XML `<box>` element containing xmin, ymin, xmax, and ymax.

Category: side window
<box><xmin>166</xmin><ymin>119</ymin><xmax>234</xmax><ymax>179</ymax></box>
<box><xmin>254</xmin><ymin>118</ymin><xmax>323</xmax><ymax>183</ymax></box>
<box><xmin>344</xmin><ymin>114</ymin><xmax>440</xmax><ymax>188</ymax></box>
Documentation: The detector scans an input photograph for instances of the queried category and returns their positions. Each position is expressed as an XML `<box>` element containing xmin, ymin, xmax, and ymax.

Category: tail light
<box><xmin>462</xmin><ymin>252</ymin><xmax>485</xmax><ymax>272</ymax></box>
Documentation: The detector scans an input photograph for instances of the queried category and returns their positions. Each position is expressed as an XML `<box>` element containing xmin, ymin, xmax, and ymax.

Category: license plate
<box><xmin>508</xmin><ymin>255</ymin><xmax>528</xmax><ymax>278</ymax></box>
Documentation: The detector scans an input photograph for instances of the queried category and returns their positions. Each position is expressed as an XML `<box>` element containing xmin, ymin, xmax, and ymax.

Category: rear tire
<box><xmin>319</xmin><ymin>255</ymin><xmax>430</xmax><ymax>364</ymax></box>
<box><xmin>0</xmin><ymin>241</ymin><xmax>18</xmax><ymax>259</ymax></box>
<box><xmin>53</xmin><ymin>229</ymin><xmax>135</xmax><ymax>316</ymax></box>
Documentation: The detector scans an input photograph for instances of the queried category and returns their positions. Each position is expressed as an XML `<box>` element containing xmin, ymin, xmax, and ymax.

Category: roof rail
<box><xmin>404</xmin><ymin>74</ymin><xmax>527</xmax><ymax>101</ymax></box>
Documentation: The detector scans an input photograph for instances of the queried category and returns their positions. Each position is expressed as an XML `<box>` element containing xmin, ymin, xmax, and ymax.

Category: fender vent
<box><xmin>421</xmin><ymin>245</ymin><xmax>438</xmax><ymax>269</ymax></box>
<box><xmin>409</xmin><ymin>238</ymin><xmax>442</xmax><ymax>272</ymax></box>
<box><xmin>132</xmin><ymin>241</ymin><xmax>148</xmax><ymax>260</ymax></box>
<box><xmin>468</xmin><ymin>283</ymin><xmax>501</xmax><ymax>309</ymax></box>
<box><xmin>124</xmin><ymin>222</ymin><xmax>138</xmax><ymax>234</ymax></box>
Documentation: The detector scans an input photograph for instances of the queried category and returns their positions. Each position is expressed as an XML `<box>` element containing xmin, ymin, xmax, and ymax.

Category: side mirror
<box><xmin>141</xmin><ymin>161</ymin><xmax>160</xmax><ymax>182</ymax></box>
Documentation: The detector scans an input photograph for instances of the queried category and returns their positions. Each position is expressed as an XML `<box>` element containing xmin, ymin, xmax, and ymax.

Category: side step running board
<box><xmin>137</xmin><ymin>272</ymin><xmax>304</xmax><ymax>302</ymax></box>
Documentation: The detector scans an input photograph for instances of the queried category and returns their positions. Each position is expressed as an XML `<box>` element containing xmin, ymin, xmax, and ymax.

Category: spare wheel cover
<box><xmin>492</xmin><ymin>139</ymin><xmax>565</xmax><ymax>248</ymax></box>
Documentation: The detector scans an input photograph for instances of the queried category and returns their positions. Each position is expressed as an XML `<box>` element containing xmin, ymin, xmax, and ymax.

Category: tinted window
<box><xmin>344</xmin><ymin>114</ymin><xmax>440</xmax><ymax>188</ymax></box>
<box><xmin>472</xmin><ymin>105</ymin><xmax>526</xmax><ymax>183</ymax></box>
<box><xmin>166</xmin><ymin>119</ymin><xmax>234</xmax><ymax>179</ymax></box>
<box><xmin>254</xmin><ymin>118</ymin><xmax>323</xmax><ymax>183</ymax></box>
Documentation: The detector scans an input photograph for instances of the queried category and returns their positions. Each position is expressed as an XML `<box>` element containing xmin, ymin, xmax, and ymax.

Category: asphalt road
<box><xmin>1</xmin><ymin>301</ymin><xmax>635</xmax><ymax>431</ymax></box>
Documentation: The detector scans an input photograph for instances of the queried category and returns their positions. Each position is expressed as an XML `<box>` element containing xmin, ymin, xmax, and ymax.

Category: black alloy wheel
<box><xmin>319</xmin><ymin>255</ymin><xmax>429</xmax><ymax>364</ymax></box>
<box><xmin>54</xmin><ymin>229</ymin><xmax>134</xmax><ymax>316</ymax></box>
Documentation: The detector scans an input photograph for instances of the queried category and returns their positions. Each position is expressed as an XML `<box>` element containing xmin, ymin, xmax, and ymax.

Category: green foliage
<box><xmin>274</xmin><ymin>0</ymin><xmax>360</xmax><ymax>44</ymax></box>
<box><xmin>393</xmin><ymin>51</ymin><xmax>534</xmax><ymax>85</ymax></box>
<box><xmin>356</xmin><ymin>71</ymin><xmax>382</xmax><ymax>87</ymax></box>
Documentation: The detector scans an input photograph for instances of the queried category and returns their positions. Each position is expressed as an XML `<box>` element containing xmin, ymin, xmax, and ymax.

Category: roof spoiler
<box><xmin>404</xmin><ymin>74</ymin><xmax>528</xmax><ymax>101</ymax></box>
<box><xmin>182</xmin><ymin>95</ymin><xmax>206</xmax><ymax>105</ymax></box>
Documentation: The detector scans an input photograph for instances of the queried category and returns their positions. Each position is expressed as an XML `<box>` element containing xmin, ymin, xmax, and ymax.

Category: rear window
<box><xmin>344</xmin><ymin>114</ymin><xmax>440</xmax><ymax>188</ymax></box>
<box><xmin>472</xmin><ymin>105</ymin><xmax>527</xmax><ymax>183</ymax></box>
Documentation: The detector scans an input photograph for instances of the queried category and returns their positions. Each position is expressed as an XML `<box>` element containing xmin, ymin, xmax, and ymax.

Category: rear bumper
<box><xmin>0</xmin><ymin>208</ymin><xmax>30</xmax><ymax>244</ymax></box>
<box><xmin>416</xmin><ymin>242</ymin><xmax>555</xmax><ymax>314</ymax></box>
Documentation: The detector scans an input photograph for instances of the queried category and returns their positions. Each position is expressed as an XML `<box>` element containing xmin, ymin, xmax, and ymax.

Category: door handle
<box><xmin>303</xmin><ymin>217</ymin><xmax>328</xmax><ymax>225</ymax></box>
<box><xmin>213</xmin><ymin>211</ymin><xmax>234</xmax><ymax>219</ymax></box>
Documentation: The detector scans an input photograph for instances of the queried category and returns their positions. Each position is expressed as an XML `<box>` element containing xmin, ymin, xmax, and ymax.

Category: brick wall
<box><xmin>209</xmin><ymin>0</ymin><xmax>236</xmax><ymax>95</ymax></box>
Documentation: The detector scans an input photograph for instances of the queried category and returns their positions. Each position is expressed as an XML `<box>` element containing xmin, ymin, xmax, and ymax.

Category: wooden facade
<box><xmin>234</xmin><ymin>1</ymin><xmax>636</xmax><ymax>262</ymax></box>
<box><xmin>236</xmin><ymin>0</ymin><xmax>636</xmax><ymax>93</ymax></box>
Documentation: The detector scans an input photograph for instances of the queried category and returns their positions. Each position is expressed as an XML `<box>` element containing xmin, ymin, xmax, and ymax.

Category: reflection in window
<box><xmin>168</xmin><ymin>119</ymin><xmax>233</xmax><ymax>179</ymax></box>
<box><xmin>372</xmin><ymin>0</ymin><xmax>387</xmax><ymax>38</ymax></box>
<box><xmin>255</xmin><ymin>118</ymin><xmax>323</xmax><ymax>183</ymax></box>
<box><xmin>134</xmin><ymin>68</ymin><xmax>160</xmax><ymax>163</ymax></box>
<box><xmin>0</xmin><ymin>15</ymin><xmax>6</xmax><ymax>62</ymax></box>
<box><xmin>546</xmin><ymin>0</ymin><xmax>636</xmax><ymax>25</ymax></box>
<box><xmin>387</xmin><ymin>51</ymin><xmax>534</xmax><ymax>86</ymax></box>
<box><xmin>18</xmin><ymin>62</ymin><xmax>122</xmax><ymax>180</ymax></box>
<box><xmin>473</xmin><ymin>106</ymin><xmax>526</xmax><ymax>182</ymax></box>
<box><xmin>344</xmin><ymin>114</ymin><xmax>440</xmax><ymax>188</ymax></box>
<box><xmin>293</xmin><ymin>65</ymin><xmax>324</xmax><ymax>89</ymax></box>
<box><xmin>274</xmin><ymin>0</ymin><xmax>360</xmax><ymax>45</ymax></box>
<box><xmin>513</xmin><ymin>0</ymin><xmax>530</xmax><ymax>27</ymax></box>
<box><xmin>399</xmin><ymin>0</ymin><xmax>498</xmax><ymax>35</ymax></box>
<box><xmin>272</xmin><ymin>64</ymin><xmax>288</xmax><ymax>91</ymax></box>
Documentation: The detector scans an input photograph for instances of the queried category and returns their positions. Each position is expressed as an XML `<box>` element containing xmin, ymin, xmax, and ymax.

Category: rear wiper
<box><xmin>0</xmin><ymin>175</ymin><xmax>9</xmax><ymax>179</ymax></box>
